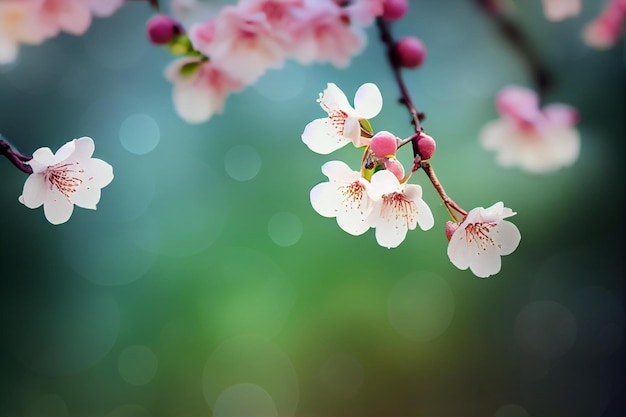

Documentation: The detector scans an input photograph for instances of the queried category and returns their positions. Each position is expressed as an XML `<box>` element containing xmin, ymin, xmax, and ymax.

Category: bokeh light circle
<box><xmin>268</xmin><ymin>212</ymin><xmax>303</xmax><ymax>247</ymax></box>
<box><xmin>119</xmin><ymin>114</ymin><xmax>160</xmax><ymax>155</ymax></box>
<box><xmin>202</xmin><ymin>335</ymin><xmax>299</xmax><ymax>417</ymax></box>
<box><xmin>515</xmin><ymin>300</ymin><xmax>577</xmax><ymax>358</ymax></box>
<box><xmin>213</xmin><ymin>384</ymin><xmax>279</xmax><ymax>417</ymax></box>
<box><xmin>319</xmin><ymin>354</ymin><xmax>364</xmax><ymax>399</ymax></box>
<box><xmin>224</xmin><ymin>144</ymin><xmax>262</xmax><ymax>181</ymax></box>
<box><xmin>387</xmin><ymin>271</ymin><xmax>455</xmax><ymax>341</ymax></box>
<box><xmin>118</xmin><ymin>345</ymin><xmax>159</xmax><ymax>386</ymax></box>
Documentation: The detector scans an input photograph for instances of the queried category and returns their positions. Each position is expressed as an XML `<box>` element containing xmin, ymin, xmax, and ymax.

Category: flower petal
<box><xmin>43</xmin><ymin>196</ymin><xmax>74</xmax><ymax>225</ymax></box>
<box><xmin>84</xmin><ymin>158</ymin><xmax>114</xmax><ymax>188</ymax></box>
<box><xmin>19</xmin><ymin>174</ymin><xmax>47</xmax><ymax>209</ymax></box>
<box><xmin>72</xmin><ymin>187</ymin><xmax>101</xmax><ymax>210</ymax></box>
<box><xmin>320</xmin><ymin>160</ymin><xmax>359</xmax><ymax>183</ymax></box>
<box><xmin>72</xmin><ymin>137</ymin><xmax>96</xmax><ymax>161</ymax></box>
<box><xmin>374</xmin><ymin>214</ymin><xmax>409</xmax><ymax>249</ymax></box>
<box><xmin>468</xmin><ymin>244</ymin><xmax>502</xmax><ymax>278</ymax></box>
<box><xmin>319</xmin><ymin>83</ymin><xmax>352</xmax><ymax>113</ymax></box>
<box><xmin>494</xmin><ymin>220</ymin><xmax>521</xmax><ymax>256</ymax></box>
<box><xmin>310</xmin><ymin>182</ymin><xmax>341</xmax><ymax>218</ymax></box>
<box><xmin>336</xmin><ymin>192</ymin><xmax>371</xmax><ymax>236</ymax></box>
<box><xmin>353</xmin><ymin>82</ymin><xmax>382</xmax><ymax>119</ymax></box>
<box><xmin>301</xmin><ymin>118</ymin><xmax>351</xmax><ymax>154</ymax></box>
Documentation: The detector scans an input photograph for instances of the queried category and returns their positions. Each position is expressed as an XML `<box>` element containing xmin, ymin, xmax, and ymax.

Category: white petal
<box><xmin>310</xmin><ymin>182</ymin><xmax>341</xmax><ymax>218</ymax></box>
<box><xmin>374</xmin><ymin>216</ymin><xmax>409</xmax><ymax>248</ymax></box>
<box><xmin>173</xmin><ymin>82</ymin><xmax>215</xmax><ymax>124</ymax></box>
<box><xmin>321</xmin><ymin>160</ymin><xmax>359</xmax><ymax>182</ymax></box>
<box><xmin>542</xmin><ymin>0</ymin><xmax>581</xmax><ymax>21</ymax></box>
<box><xmin>494</xmin><ymin>220</ymin><xmax>521</xmax><ymax>256</ymax></box>
<box><xmin>447</xmin><ymin>231</ymin><xmax>472</xmax><ymax>270</ymax></box>
<box><xmin>43</xmin><ymin>197</ymin><xmax>74</xmax><ymax>225</ymax></box>
<box><xmin>414</xmin><ymin>198</ymin><xmax>434</xmax><ymax>231</ymax></box>
<box><xmin>72</xmin><ymin>187</ymin><xmax>101</xmax><ymax>210</ymax></box>
<box><xmin>72</xmin><ymin>137</ymin><xmax>96</xmax><ymax>161</ymax></box>
<box><xmin>479</xmin><ymin>120</ymin><xmax>512</xmax><ymax>150</ymax></box>
<box><xmin>319</xmin><ymin>83</ymin><xmax>352</xmax><ymax>113</ymax></box>
<box><xmin>50</xmin><ymin>140</ymin><xmax>78</xmax><ymax>164</ymax></box>
<box><xmin>368</xmin><ymin>170</ymin><xmax>399</xmax><ymax>200</ymax></box>
<box><xmin>301</xmin><ymin>118</ymin><xmax>350</xmax><ymax>154</ymax></box>
<box><xmin>336</xmin><ymin>193</ymin><xmax>371</xmax><ymax>236</ymax></box>
<box><xmin>20</xmin><ymin>174</ymin><xmax>47</xmax><ymax>209</ymax></box>
<box><xmin>353</xmin><ymin>83</ymin><xmax>382</xmax><ymax>119</ymax></box>
<box><xmin>84</xmin><ymin>158</ymin><xmax>114</xmax><ymax>188</ymax></box>
<box><xmin>30</xmin><ymin>147</ymin><xmax>56</xmax><ymax>167</ymax></box>
<box><xmin>468</xmin><ymin>245</ymin><xmax>502</xmax><ymax>278</ymax></box>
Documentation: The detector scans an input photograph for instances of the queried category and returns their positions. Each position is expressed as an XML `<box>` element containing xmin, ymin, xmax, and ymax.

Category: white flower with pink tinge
<box><xmin>165</xmin><ymin>57</ymin><xmax>245</xmax><ymax>123</ymax></box>
<box><xmin>302</xmin><ymin>82</ymin><xmax>382</xmax><ymax>154</ymax></box>
<box><xmin>480</xmin><ymin>85</ymin><xmax>580</xmax><ymax>173</ymax></box>
<box><xmin>542</xmin><ymin>0</ymin><xmax>581</xmax><ymax>21</ymax></box>
<box><xmin>447</xmin><ymin>202</ymin><xmax>521</xmax><ymax>278</ymax></box>
<box><xmin>310</xmin><ymin>160</ymin><xmax>373</xmax><ymax>236</ymax></box>
<box><xmin>366</xmin><ymin>169</ymin><xmax>434</xmax><ymax>249</ymax></box>
<box><xmin>19</xmin><ymin>137</ymin><xmax>113</xmax><ymax>225</ymax></box>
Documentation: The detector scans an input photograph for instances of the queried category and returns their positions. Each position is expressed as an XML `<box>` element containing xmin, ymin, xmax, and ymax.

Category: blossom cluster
<box><xmin>161</xmin><ymin>0</ymin><xmax>389</xmax><ymax>123</ymax></box>
<box><xmin>0</xmin><ymin>0</ymin><xmax>124</xmax><ymax>64</ymax></box>
<box><xmin>480</xmin><ymin>86</ymin><xmax>580</xmax><ymax>173</ymax></box>
<box><xmin>542</xmin><ymin>0</ymin><xmax>626</xmax><ymax>49</ymax></box>
<box><xmin>303</xmin><ymin>83</ymin><xmax>521</xmax><ymax>278</ymax></box>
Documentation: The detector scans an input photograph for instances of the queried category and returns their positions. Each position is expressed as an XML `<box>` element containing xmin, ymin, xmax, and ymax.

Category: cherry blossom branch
<box><xmin>375</xmin><ymin>17</ymin><xmax>467</xmax><ymax>220</ymax></box>
<box><xmin>0</xmin><ymin>136</ymin><xmax>33</xmax><ymax>174</ymax></box>
<box><xmin>474</xmin><ymin>0</ymin><xmax>552</xmax><ymax>98</ymax></box>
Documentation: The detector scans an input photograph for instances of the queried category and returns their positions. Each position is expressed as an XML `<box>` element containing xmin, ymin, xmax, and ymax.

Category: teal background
<box><xmin>0</xmin><ymin>2</ymin><xmax>624</xmax><ymax>417</ymax></box>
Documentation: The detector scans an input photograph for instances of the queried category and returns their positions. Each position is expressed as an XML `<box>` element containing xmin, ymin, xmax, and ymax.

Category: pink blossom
<box><xmin>542</xmin><ymin>0</ymin><xmax>581</xmax><ymax>22</ymax></box>
<box><xmin>0</xmin><ymin>2</ymin><xmax>48</xmax><ymax>63</ymax></box>
<box><xmin>345</xmin><ymin>0</ymin><xmax>386</xmax><ymax>26</ymax></box>
<box><xmin>28</xmin><ymin>0</ymin><xmax>93</xmax><ymax>38</ymax></box>
<box><xmin>289</xmin><ymin>0</ymin><xmax>366</xmax><ymax>68</ymax></box>
<box><xmin>165</xmin><ymin>57</ymin><xmax>245</xmax><ymax>123</ymax></box>
<box><xmin>480</xmin><ymin>86</ymin><xmax>580</xmax><ymax>173</ymax></box>
<box><xmin>88</xmin><ymin>0</ymin><xmax>124</xmax><ymax>17</ymax></box>
<box><xmin>191</xmin><ymin>5</ymin><xmax>288</xmax><ymax>84</ymax></box>
<box><xmin>582</xmin><ymin>0</ymin><xmax>626</xmax><ymax>50</ymax></box>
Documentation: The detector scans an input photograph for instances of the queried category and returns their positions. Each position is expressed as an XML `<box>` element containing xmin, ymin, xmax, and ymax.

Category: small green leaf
<box><xmin>359</xmin><ymin>119</ymin><xmax>374</xmax><ymax>137</ymax></box>
<box><xmin>179</xmin><ymin>61</ymin><xmax>201</xmax><ymax>77</ymax></box>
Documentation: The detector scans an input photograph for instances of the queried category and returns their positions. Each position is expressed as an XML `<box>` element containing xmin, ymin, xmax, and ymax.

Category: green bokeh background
<box><xmin>0</xmin><ymin>2</ymin><xmax>624</xmax><ymax>417</ymax></box>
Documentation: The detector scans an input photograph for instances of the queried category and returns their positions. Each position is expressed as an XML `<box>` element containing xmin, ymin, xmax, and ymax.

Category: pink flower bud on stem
<box><xmin>445</xmin><ymin>221</ymin><xmax>459</xmax><ymax>241</ymax></box>
<box><xmin>417</xmin><ymin>134</ymin><xmax>436</xmax><ymax>160</ymax></box>
<box><xmin>369</xmin><ymin>131</ymin><xmax>398</xmax><ymax>157</ymax></box>
<box><xmin>147</xmin><ymin>14</ymin><xmax>183</xmax><ymax>45</ymax></box>
<box><xmin>396</xmin><ymin>36</ymin><xmax>426</xmax><ymax>69</ymax></box>
<box><xmin>384</xmin><ymin>158</ymin><xmax>405</xmax><ymax>181</ymax></box>
<box><xmin>382</xmin><ymin>0</ymin><xmax>409</xmax><ymax>21</ymax></box>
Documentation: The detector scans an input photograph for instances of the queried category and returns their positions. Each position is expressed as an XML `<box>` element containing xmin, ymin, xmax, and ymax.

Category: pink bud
<box><xmin>396</xmin><ymin>36</ymin><xmax>426</xmax><ymax>69</ymax></box>
<box><xmin>147</xmin><ymin>14</ymin><xmax>183</xmax><ymax>45</ymax></box>
<box><xmin>445</xmin><ymin>221</ymin><xmax>459</xmax><ymax>241</ymax></box>
<box><xmin>384</xmin><ymin>158</ymin><xmax>405</xmax><ymax>181</ymax></box>
<box><xmin>417</xmin><ymin>134</ymin><xmax>436</xmax><ymax>160</ymax></box>
<box><xmin>382</xmin><ymin>0</ymin><xmax>409</xmax><ymax>21</ymax></box>
<box><xmin>369</xmin><ymin>131</ymin><xmax>398</xmax><ymax>157</ymax></box>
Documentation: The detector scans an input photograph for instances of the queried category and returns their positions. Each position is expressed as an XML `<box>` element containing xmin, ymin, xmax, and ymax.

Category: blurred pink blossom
<box><xmin>480</xmin><ymin>86</ymin><xmax>580</xmax><ymax>173</ymax></box>
<box><xmin>582</xmin><ymin>0</ymin><xmax>626</xmax><ymax>49</ymax></box>
<box><xmin>541</xmin><ymin>0</ymin><xmax>581</xmax><ymax>21</ymax></box>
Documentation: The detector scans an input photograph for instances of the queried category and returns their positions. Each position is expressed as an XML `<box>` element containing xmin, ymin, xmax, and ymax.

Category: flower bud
<box><xmin>384</xmin><ymin>158</ymin><xmax>405</xmax><ymax>181</ymax></box>
<box><xmin>417</xmin><ymin>133</ymin><xmax>436</xmax><ymax>160</ymax></box>
<box><xmin>396</xmin><ymin>36</ymin><xmax>426</xmax><ymax>69</ymax></box>
<box><xmin>445</xmin><ymin>221</ymin><xmax>459</xmax><ymax>241</ymax></box>
<box><xmin>369</xmin><ymin>131</ymin><xmax>398</xmax><ymax>158</ymax></box>
<box><xmin>382</xmin><ymin>0</ymin><xmax>409</xmax><ymax>21</ymax></box>
<box><xmin>147</xmin><ymin>14</ymin><xmax>183</xmax><ymax>45</ymax></box>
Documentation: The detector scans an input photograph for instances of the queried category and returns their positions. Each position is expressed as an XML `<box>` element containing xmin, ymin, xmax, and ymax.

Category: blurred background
<box><xmin>0</xmin><ymin>1</ymin><xmax>624</xmax><ymax>417</ymax></box>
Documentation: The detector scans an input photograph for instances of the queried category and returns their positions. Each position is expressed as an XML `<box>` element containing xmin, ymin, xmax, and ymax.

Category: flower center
<box><xmin>318</xmin><ymin>96</ymin><xmax>348</xmax><ymax>136</ymax></box>
<box><xmin>382</xmin><ymin>193</ymin><xmax>416</xmax><ymax>226</ymax></box>
<box><xmin>339</xmin><ymin>181</ymin><xmax>365</xmax><ymax>210</ymax></box>
<box><xmin>47</xmin><ymin>162</ymin><xmax>83</xmax><ymax>201</ymax></box>
<box><xmin>464</xmin><ymin>222</ymin><xmax>500</xmax><ymax>254</ymax></box>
